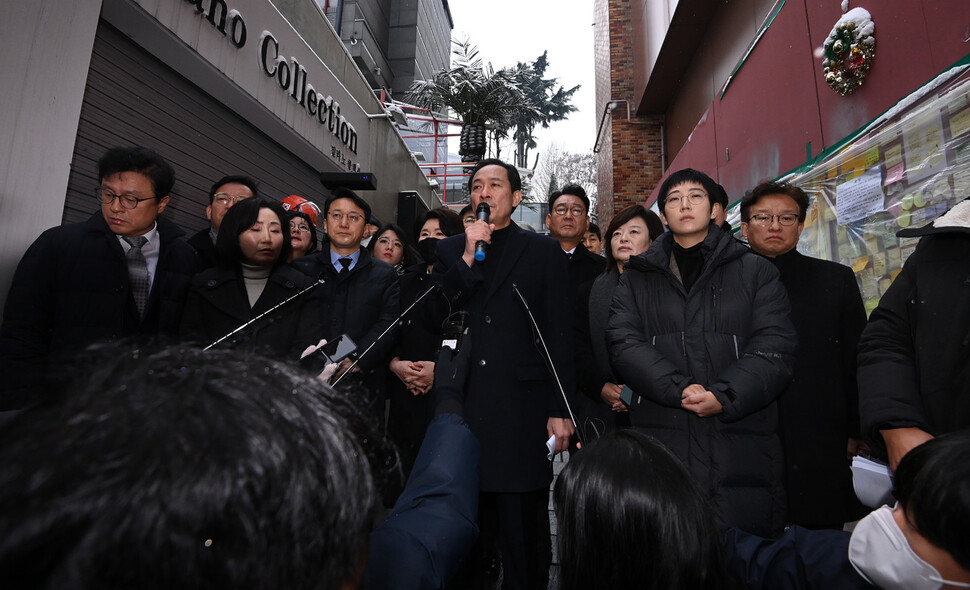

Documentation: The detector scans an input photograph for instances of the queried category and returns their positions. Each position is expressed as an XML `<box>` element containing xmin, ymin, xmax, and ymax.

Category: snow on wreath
<box><xmin>821</xmin><ymin>5</ymin><xmax>875</xmax><ymax>96</ymax></box>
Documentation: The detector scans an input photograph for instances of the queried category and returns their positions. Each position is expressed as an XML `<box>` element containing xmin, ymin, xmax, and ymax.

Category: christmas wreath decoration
<box><xmin>822</xmin><ymin>7</ymin><xmax>875</xmax><ymax>96</ymax></box>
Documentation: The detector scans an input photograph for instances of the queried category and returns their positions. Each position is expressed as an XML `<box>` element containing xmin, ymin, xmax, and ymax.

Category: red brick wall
<box><xmin>593</xmin><ymin>0</ymin><xmax>614</xmax><ymax>224</ymax></box>
<box><xmin>594</xmin><ymin>0</ymin><xmax>665</xmax><ymax>229</ymax></box>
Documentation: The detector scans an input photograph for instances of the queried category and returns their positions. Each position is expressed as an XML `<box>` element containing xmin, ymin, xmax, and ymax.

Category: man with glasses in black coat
<box><xmin>0</xmin><ymin>146</ymin><xmax>197</xmax><ymax>409</ymax></box>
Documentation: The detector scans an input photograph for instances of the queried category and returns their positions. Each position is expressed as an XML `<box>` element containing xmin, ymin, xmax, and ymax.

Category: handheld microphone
<box><xmin>474</xmin><ymin>202</ymin><xmax>490</xmax><ymax>262</ymax></box>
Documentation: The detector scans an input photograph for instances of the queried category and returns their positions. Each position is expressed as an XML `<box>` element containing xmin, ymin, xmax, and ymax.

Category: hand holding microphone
<box><xmin>462</xmin><ymin>202</ymin><xmax>492</xmax><ymax>267</ymax></box>
<box><xmin>474</xmin><ymin>202</ymin><xmax>490</xmax><ymax>262</ymax></box>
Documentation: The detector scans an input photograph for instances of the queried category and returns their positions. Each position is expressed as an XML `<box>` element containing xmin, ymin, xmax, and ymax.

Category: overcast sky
<box><xmin>447</xmin><ymin>0</ymin><xmax>598</xmax><ymax>163</ymax></box>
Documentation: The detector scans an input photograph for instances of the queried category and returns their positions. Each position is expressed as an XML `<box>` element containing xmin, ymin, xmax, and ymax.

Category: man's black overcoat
<box><xmin>769</xmin><ymin>249</ymin><xmax>867</xmax><ymax>527</ymax></box>
<box><xmin>431</xmin><ymin>222</ymin><xmax>575</xmax><ymax>492</ymax></box>
<box><xmin>0</xmin><ymin>212</ymin><xmax>197</xmax><ymax>408</ymax></box>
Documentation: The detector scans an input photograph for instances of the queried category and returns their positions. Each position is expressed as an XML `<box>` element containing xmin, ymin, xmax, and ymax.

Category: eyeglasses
<box><xmin>552</xmin><ymin>206</ymin><xmax>586</xmax><ymax>217</ymax></box>
<box><xmin>290</xmin><ymin>222</ymin><xmax>311</xmax><ymax>233</ymax></box>
<box><xmin>327</xmin><ymin>211</ymin><xmax>364</xmax><ymax>224</ymax></box>
<box><xmin>463</xmin><ymin>217</ymin><xmax>475</xmax><ymax>226</ymax></box>
<box><xmin>95</xmin><ymin>187</ymin><xmax>155</xmax><ymax>209</ymax></box>
<box><xmin>665</xmin><ymin>192</ymin><xmax>707</xmax><ymax>208</ymax></box>
<box><xmin>748</xmin><ymin>213</ymin><xmax>799</xmax><ymax>227</ymax></box>
<box><xmin>212</xmin><ymin>192</ymin><xmax>250</xmax><ymax>207</ymax></box>
<box><xmin>377</xmin><ymin>236</ymin><xmax>402</xmax><ymax>248</ymax></box>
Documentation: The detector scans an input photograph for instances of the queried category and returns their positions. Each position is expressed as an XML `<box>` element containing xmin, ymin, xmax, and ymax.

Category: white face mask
<box><xmin>849</xmin><ymin>505</ymin><xmax>970</xmax><ymax>590</ymax></box>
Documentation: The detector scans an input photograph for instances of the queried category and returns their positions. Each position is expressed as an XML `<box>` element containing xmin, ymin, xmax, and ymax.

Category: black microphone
<box><xmin>474</xmin><ymin>202</ymin><xmax>490</xmax><ymax>262</ymax></box>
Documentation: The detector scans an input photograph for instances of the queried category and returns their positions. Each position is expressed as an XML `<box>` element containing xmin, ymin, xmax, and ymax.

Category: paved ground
<box><xmin>547</xmin><ymin>450</ymin><xmax>569</xmax><ymax>589</ymax></box>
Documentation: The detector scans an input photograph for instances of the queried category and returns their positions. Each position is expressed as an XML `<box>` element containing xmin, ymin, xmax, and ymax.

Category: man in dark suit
<box><xmin>293</xmin><ymin>188</ymin><xmax>400</xmax><ymax>421</ymax></box>
<box><xmin>546</xmin><ymin>184</ymin><xmax>604</xmax><ymax>290</ymax></box>
<box><xmin>546</xmin><ymin>185</ymin><xmax>603</xmax><ymax>449</ymax></box>
<box><xmin>431</xmin><ymin>159</ymin><xmax>574</xmax><ymax>590</ymax></box>
<box><xmin>186</xmin><ymin>175</ymin><xmax>257</xmax><ymax>269</ymax></box>
<box><xmin>740</xmin><ymin>181</ymin><xmax>868</xmax><ymax>529</ymax></box>
<box><xmin>0</xmin><ymin>146</ymin><xmax>198</xmax><ymax>409</ymax></box>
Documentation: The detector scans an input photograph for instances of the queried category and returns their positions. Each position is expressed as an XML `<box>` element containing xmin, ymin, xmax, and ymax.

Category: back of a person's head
<box><xmin>554</xmin><ymin>430</ymin><xmax>727</xmax><ymax>590</ymax></box>
<box><xmin>894</xmin><ymin>430</ymin><xmax>970</xmax><ymax>571</ymax></box>
<box><xmin>0</xmin><ymin>344</ymin><xmax>392</xmax><ymax>590</ymax></box>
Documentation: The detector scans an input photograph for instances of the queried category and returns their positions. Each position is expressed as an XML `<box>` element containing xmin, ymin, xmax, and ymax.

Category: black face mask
<box><xmin>417</xmin><ymin>237</ymin><xmax>440</xmax><ymax>263</ymax></box>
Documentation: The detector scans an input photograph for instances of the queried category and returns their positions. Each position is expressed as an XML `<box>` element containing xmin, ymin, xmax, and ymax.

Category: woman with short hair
<box><xmin>574</xmin><ymin>205</ymin><xmax>664</xmax><ymax>440</ymax></box>
<box><xmin>607</xmin><ymin>168</ymin><xmax>796</xmax><ymax>537</ymax></box>
<box><xmin>180</xmin><ymin>198</ymin><xmax>319</xmax><ymax>360</ymax></box>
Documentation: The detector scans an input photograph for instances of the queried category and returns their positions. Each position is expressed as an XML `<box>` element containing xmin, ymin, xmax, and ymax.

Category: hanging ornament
<box><xmin>821</xmin><ymin>5</ymin><xmax>875</xmax><ymax>96</ymax></box>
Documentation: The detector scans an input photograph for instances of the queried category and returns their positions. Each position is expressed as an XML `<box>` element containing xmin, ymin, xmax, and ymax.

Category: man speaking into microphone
<box><xmin>429</xmin><ymin>159</ymin><xmax>575</xmax><ymax>590</ymax></box>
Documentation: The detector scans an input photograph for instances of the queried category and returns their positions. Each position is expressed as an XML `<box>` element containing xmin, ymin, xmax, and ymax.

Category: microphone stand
<box><xmin>512</xmin><ymin>283</ymin><xmax>584</xmax><ymax>446</ymax></box>
<box><xmin>204</xmin><ymin>280</ymin><xmax>321</xmax><ymax>351</ymax></box>
<box><xmin>332</xmin><ymin>282</ymin><xmax>440</xmax><ymax>386</ymax></box>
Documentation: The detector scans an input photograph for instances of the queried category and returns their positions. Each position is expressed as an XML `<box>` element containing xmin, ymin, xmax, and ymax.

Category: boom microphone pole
<box><xmin>332</xmin><ymin>282</ymin><xmax>441</xmax><ymax>386</ymax></box>
<box><xmin>203</xmin><ymin>280</ymin><xmax>321</xmax><ymax>351</ymax></box>
<box><xmin>511</xmin><ymin>283</ymin><xmax>584</xmax><ymax>446</ymax></box>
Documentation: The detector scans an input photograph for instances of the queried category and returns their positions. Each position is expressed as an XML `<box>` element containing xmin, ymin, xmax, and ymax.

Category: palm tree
<box><xmin>407</xmin><ymin>39</ymin><xmax>535</xmax><ymax>162</ymax></box>
<box><xmin>508</xmin><ymin>52</ymin><xmax>580</xmax><ymax>169</ymax></box>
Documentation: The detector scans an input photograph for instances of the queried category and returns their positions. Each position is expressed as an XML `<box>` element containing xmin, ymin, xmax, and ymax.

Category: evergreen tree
<box><xmin>547</xmin><ymin>173</ymin><xmax>559</xmax><ymax>198</ymax></box>
<box><xmin>407</xmin><ymin>39</ymin><xmax>536</xmax><ymax>162</ymax></box>
<box><xmin>507</xmin><ymin>52</ymin><xmax>580</xmax><ymax>169</ymax></box>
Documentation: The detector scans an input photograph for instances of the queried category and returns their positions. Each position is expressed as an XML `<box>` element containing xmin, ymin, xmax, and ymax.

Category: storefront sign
<box><xmin>158</xmin><ymin>0</ymin><xmax>367</xmax><ymax>170</ymax></box>
<box><xmin>184</xmin><ymin>0</ymin><xmax>247</xmax><ymax>47</ymax></box>
<box><xmin>259</xmin><ymin>32</ymin><xmax>358</xmax><ymax>155</ymax></box>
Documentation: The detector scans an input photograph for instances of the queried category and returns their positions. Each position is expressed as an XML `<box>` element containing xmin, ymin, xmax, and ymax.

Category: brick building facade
<box><xmin>593</xmin><ymin>0</ymin><xmax>969</xmax><ymax>232</ymax></box>
<box><xmin>593</xmin><ymin>0</ymin><xmax>665</xmax><ymax>228</ymax></box>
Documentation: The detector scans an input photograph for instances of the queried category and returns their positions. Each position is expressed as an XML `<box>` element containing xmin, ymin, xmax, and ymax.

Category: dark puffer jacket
<box><xmin>607</xmin><ymin>226</ymin><xmax>796</xmax><ymax>537</ymax></box>
<box><xmin>858</xmin><ymin>198</ymin><xmax>970</xmax><ymax>449</ymax></box>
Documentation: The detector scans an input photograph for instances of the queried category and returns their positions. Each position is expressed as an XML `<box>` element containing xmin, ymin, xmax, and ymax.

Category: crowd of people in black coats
<box><xmin>0</xmin><ymin>146</ymin><xmax>968</xmax><ymax>589</ymax></box>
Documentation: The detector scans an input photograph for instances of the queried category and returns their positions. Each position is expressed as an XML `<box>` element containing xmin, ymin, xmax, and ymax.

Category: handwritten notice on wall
<box><xmin>903</xmin><ymin>112</ymin><xmax>945</xmax><ymax>183</ymax></box>
<box><xmin>837</xmin><ymin>167</ymin><xmax>885</xmax><ymax>225</ymax></box>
